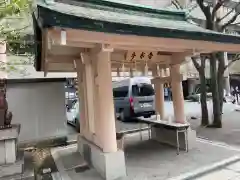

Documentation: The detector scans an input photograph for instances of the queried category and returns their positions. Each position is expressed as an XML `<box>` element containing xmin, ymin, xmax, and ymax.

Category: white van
<box><xmin>113</xmin><ymin>77</ymin><xmax>155</xmax><ymax>121</ymax></box>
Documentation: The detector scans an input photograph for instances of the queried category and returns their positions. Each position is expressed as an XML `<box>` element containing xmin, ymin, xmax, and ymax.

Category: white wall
<box><xmin>6</xmin><ymin>81</ymin><xmax>68</xmax><ymax>143</ymax></box>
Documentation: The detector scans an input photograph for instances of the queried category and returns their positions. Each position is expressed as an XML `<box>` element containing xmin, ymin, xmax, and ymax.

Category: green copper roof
<box><xmin>35</xmin><ymin>0</ymin><xmax>208</xmax><ymax>32</ymax></box>
<box><xmin>34</xmin><ymin>0</ymin><xmax>240</xmax><ymax>45</ymax></box>
<box><xmin>46</xmin><ymin>0</ymin><xmax>187</xmax><ymax>20</ymax></box>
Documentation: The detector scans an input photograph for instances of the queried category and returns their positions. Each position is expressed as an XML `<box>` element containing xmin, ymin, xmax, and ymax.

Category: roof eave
<box><xmin>36</xmin><ymin>6</ymin><xmax>240</xmax><ymax>45</ymax></box>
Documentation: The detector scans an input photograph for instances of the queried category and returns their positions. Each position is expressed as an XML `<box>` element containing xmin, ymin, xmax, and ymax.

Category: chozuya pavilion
<box><xmin>33</xmin><ymin>0</ymin><xmax>240</xmax><ymax>179</ymax></box>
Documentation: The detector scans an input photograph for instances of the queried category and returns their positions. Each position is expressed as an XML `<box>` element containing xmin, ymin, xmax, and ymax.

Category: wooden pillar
<box><xmin>81</xmin><ymin>54</ymin><xmax>95</xmax><ymax>134</ymax></box>
<box><xmin>75</xmin><ymin>60</ymin><xmax>88</xmax><ymax>135</ymax></box>
<box><xmin>164</xmin><ymin>68</ymin><xmax>169</xmax><ymax>77</ymax></box>
<box><xmin>141</xmin><ymin>64</ymin><xmax>145</xmax><ymax>76</ymax></box>
<box><xmin>117</xmin><ymin>67</ymin><xmax>120</xmax><ymax>77</ymax></box>
<box><xmin>0</xmin><ymin>43</ymin><xmax>7</xmax><ymax>78</ymax></box>
<box><xmin>130</xmin><ymin>68</ymin><xmax>133</xmax><ymax>77</ymax></box>
<box><xmin>95</xmin><ymin>47</ymin><xmax>117</xmax><ymax>153</ymax></box>
<box><xmin>170</xmin><ymin>64</ymin><xmax>185</xmax><ymax>123</ymax></box>
<box><xmin>152</xmin><ymin>66</ymin><xmax>165</xmax><ymax>119</ymax></box>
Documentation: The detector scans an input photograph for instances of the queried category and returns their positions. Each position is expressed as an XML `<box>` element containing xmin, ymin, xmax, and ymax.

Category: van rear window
<box><xmin>113</xmin><ymin>86</ymin><xmax>129</xmax><ymax>98</ymax></box>
<box><xmin>132</xmin><ymin>84</ymin><xmax>154</xmax><ymax>97</ymax></box>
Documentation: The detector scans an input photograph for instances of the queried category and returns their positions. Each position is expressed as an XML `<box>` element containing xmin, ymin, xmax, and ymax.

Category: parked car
<box><xmin>67</xmin><ymin>101</ymin><xmax>80</xmax><ymax>132</ymax></box>
<box><xmin>113</xmin><ymin>77</ymin><xmax>155</xmax><ymax>121</ymax></box>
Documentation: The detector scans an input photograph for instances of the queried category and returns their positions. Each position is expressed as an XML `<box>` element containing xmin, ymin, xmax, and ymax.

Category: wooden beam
<box><xmin>42</xmin><ymin>30</ymin><xmax>48</xmax><ymax>73</ymax></box>
<box><xmin>51</xmin><ymin>38</ymin><xmax>191</xmax><ymax>53</ymax></box>
<box><xmin>91</xmin><ymin>44</ymin><xmax>114</xmax><ymax>54</ymax></box>
<box><xmin>48</xmin><ymin>28</ymin><xmax>240</xmax><ymax>53</ymax></box>
<box><xmin>112</xmin><ymin>45</ymin><xmax>187</xmax><ymax>52</ymax></box>
<box><xmin>47</xmin><ymin>62</ymin><xmax>75</xmax><ymax>72</ymax></box>
<box><xmin>151</xmin><ymin>75</ymin><xmax>183</xmax><ymax>84</ymax></box>
<box><xmin>47</xmin><ymin>54</ymin><xmax>79</xmax><ymax>63</ymax></box>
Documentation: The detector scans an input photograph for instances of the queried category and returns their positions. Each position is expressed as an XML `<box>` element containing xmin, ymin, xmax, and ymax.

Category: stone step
<box><xmin>0</xmin><ymin>151</ymin><xmax>24</xmax><ymax>178</ymax></box>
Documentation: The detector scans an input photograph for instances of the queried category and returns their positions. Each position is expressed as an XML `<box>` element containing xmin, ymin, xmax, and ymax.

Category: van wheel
<box><xmin>144</xmin><ymin>115</ymin><xmax>151</xmax><ymax>118</ymax></box>
<box><xmin>120</xmin><ymin>110</ymin><xmax>127</xmax><ymax>122</ymax></box>
<box><xmin>75</xmin><ymin>118</ymin><xmax>80</xmax><ymax>133</ymax></box>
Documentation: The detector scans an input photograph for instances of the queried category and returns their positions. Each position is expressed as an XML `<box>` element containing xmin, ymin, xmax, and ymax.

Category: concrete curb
<box><xmin>19</xmin><ymin>136</ymin><xmax>68</xmax><ymax>149</ymax></box>
<box><xmin>168</xmin><ymin>155</ymin><xmax>240</xmax><ymax>180</ymax></box>
<box><xmin>50</xmin><ymin>145</ymin><xmax>78</xmax><ymax>180</ymax></box>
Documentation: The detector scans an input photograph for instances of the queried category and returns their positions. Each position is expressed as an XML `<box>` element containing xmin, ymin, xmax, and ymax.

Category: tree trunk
<box><xmin>209</xmin><ymin>53</ymin><xmax>222</xmax><ymax>128</ymax></box>
<box><xmin>192</xmin><ymin>57</ymin><xmax>209</xmax><ymax>126</ymax></box>
<box><xmin>217</xmin><ymin>52</ymin><xmax>226</xmax><ymax>114</ymax></box>
<box><xmin>199</xmin><ymin>68</ymin><xmax>209</xmax><ymax>126</ymax></box>
<box><xmin>218</xmin><ymin>74</ymin><xmax>224</xmax><ymax>113</ymax></box>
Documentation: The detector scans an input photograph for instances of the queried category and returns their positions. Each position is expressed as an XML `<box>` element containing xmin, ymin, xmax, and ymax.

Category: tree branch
<box><xmin>212</xmin><ymin>0</ymin><xmax>229</xmax><ymax>21</ymax></box>
<box><xmin>171</xmin><ymin>0</ymin><xmax>181</xmax><ymax>9</ymax></box>
<box><xmin>1</xmin><ymin>25</ymin><xmax>30</xmax><ymax>34</ymax></box>
<box><xmin>191</xmin><ymin>56</ymin><xmax>201</xmax><ymax>72</ymax></box>
<box><xmin>221</xmin><ymin>13</ymin><xmax>240</xmax><ymax>31</ymax></box>
<box><xmin>224</xmin><ymin>54</ymin><xmax>240</xmax><ymax>71</ymax></box>
<box><xmin>173</xmin><ymin>0</ymin><xmax>183</xmax><ymax>9</ymax></box>
<box><xmin>232</xmin><ymin>22</ymin><xmax>240</xmax><ymax>25</ymax></box>
<box><xmin>188</xmin><ymin>3</ymin><xmax>199</xmax><ymax>13</ymax></box>
<box><xmin>196</xmin><ymin>0</ymin><xmax>212</xmax><ymax>20</ymax></box>
<box><xmin>201</xmin><ymin>56</ymin><xmax>206</xmax><ymax>69</ymax></box>
<box><xmin>217</xmin><ymin>2</ymin><xmax>240</xmax><ymax>24</ymax></box>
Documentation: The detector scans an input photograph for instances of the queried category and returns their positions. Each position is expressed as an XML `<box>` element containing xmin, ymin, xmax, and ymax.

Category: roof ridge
<box><xmin>64</xmin><ymin>0</ymin><xmax>187</xmax><ymax>19</ymax></box>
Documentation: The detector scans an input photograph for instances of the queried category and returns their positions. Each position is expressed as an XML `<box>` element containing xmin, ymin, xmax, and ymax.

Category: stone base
<box><xmin>0</xmin><ymin>124</ymin><xmax>20</xmax><ymax>141</ymax></box>
<box><xmin>0</xmin><ymin>124</ymin><xmax>20</xmax><ymax>165</ymax></box>
<box><xmin>151</xmin><ymin>126</ymin><xmax>196</xmax><ymax>150</ymax></box>
<box><xmin>0</xmin><ymin>139</ymin><xmax>17</xmax><ymax>165</ymax></box>
<box><xmin>0</xmin><ymin>151</ymin><xmax>24</xmax><ymax>178</ymax></box>
<box><xmin>77</xmin><ymin>135</ymin><xmax>126</xmax><ymax>180</ymax></box>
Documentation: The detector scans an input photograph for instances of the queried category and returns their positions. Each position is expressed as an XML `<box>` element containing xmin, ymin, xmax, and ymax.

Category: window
<box><xmin>113</xmin><ymin>86</ymin><xmax>129</xmax><ymax>98</ymax></box>
<box><xmin>132</xmin><ymin>84</ymin><xmax>154</xmax><ymax>97</ymax></box>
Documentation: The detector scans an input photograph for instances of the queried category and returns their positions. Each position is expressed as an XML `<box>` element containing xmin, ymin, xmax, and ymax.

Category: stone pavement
<box><xmin>51</xmin><ymin>132</ymin><xmax>240</xmax><ymax>180</ymax></box>
<box><xmin>195</xmin><ymin>161</ymin><xmax>240</xmax><ymax>180</ymax></box>
<box><xmin>187</xmin><ymin>102</ymin><xmax>240</xmax><ymax>147</ymax></box>
<box><xmin>61</xmin><ymin>101</ymin><xmax>240</xmax><ymax>180</ymax></box>
<box><xmin>146</xmin><ymin>101</ymin><xmax>240</xmax><ymax>148</ymax></box>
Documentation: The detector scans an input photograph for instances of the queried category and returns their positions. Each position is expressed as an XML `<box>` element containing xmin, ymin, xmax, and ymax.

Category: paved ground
<box><xmin>116</xmin><ymin>101</ymin><xmax>240</xmax><ymax>148</ymax></box>
<box><xmin>196</xmin><ymin>161</ymin><xmax>240</xmax><ymax>180</ymax></box>
<box><xmin>188</xmin><ymin>102</ymin><xmax>240</xmax><ymax>147</ymax></box>
<box><xmin>19</xmin><ymin>101</ymin><xmax>240</xmax><ymax>180</ymax></box>
<box><xmin>50</xmin><ymin>132</ymin><xmax>240</xmax><ymax>180</ymax></box>
<box><xmin>67</xmin><ymin>101</ymin><xmax>240</xmax><ymax>147</ymax></box>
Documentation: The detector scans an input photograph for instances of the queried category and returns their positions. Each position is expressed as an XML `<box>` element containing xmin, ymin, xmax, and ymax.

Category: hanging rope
<box><xmin>121</xmin><ymin>62</ymin><xmax>125</xmax><ymax>78</ymax></box>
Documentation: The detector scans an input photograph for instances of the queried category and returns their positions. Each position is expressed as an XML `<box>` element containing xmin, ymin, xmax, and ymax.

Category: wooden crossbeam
<box><xmin>151</xmin><ymin>74</ymin><xmax>183</xmax><ymax>84</ymax></box>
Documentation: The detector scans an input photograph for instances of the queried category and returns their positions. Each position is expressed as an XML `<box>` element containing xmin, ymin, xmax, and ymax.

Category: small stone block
<box><xmin>5</xmin><ymin>139</ymin><xmax>16</xmax><ymax>164</ymax></box>
<box><xmin>0</xmin><ymin>151</ymin><xmax>24</xmax><ymax>178</ymax></box>
<box><xmin>0</xmin><ymin>140</ymin><xmax>6</xmax><ymax>165</ymax></box>
<box><xmin>0</xmin><ymin>124</ymin><xmax>20</xmax><ymax>141</ymax></box>
<box><xmin>0</xmin><ymin>160</ymin><xmax>23</xmax><ymax>178</ymax></box>
<box><xmin>104</xmin><ymin>150</ymin><xmax>126</xmax><ymax>180</ymax></box>
<box><xmin>78</xmin><ymin>136</ymin><xmax>126</xmax><ymax>180</ymax></box>
<box><xmin>1</xmin><ymin>173</ymin><xmax>22</xmax><ymax>180</ymax></box>
<box><xmin>0</xmin><ymin>125</ymin><xmax>12</xmax><ymax>130</ymax></box>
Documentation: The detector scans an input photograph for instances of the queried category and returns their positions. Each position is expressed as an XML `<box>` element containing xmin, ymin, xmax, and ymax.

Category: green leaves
<box><xmin>0</xmin><ymin>0</ymin><xmax>33</xmax><ymax>74</ymax></box>
<box><xmin>0</xmin><ymin>0</ymin><xmax>32</xmax><ymax>19</ymax></box>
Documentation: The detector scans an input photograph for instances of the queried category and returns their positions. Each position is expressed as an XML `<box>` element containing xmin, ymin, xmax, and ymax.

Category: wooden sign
<box><xmin>126</xmin><ymin>51</ymin><xmax>157</xmax><ymax>62</ymax></box>
<box><xmin>164</xmin><ymin>83</ymin><xmax>171</xmax><ymax>88</ymax></box>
